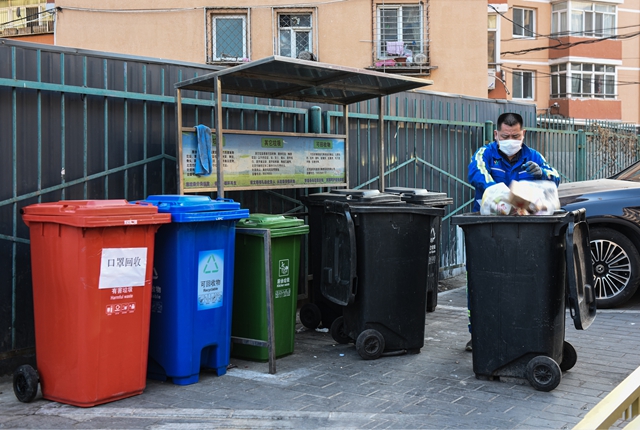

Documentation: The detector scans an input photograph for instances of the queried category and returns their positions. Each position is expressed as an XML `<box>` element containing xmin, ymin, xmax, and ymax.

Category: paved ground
<box><xmin>1</xmin><ymin>274</ymin><xmax>639</xmax><ymax>429</ymax></box>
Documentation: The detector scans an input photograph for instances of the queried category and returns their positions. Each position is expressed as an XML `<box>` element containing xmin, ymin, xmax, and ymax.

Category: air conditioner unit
<box><xmin>488</xmin><ymin>71</ymin><xmax>496</xmax><ymax>90</ymax></box>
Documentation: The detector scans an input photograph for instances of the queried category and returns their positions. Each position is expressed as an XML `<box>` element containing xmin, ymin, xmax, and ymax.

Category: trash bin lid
<box><xmin>141</xmin><ymin>195</ymin><xmax>249</xmax><ymax>222</ymax></box>
<box><xmin>304</xmin><ymin>189</ymin><xmax>402</xmax><ymax>205</ymax></box>
<box><xmin>236</xmin><ymin>214</ymin><xmax>309</xmax><ymax>237</ymax></box>
<box><xmin>565</xmin><ymin>210</ymin><xmax>597</xmax><ymax>330</ymax></box>
<box><xmin>385</xmin><ymin>187</ymin><xmax>454</xmax><ymax>207</ymax></box>
<box><xmin>320</xmin><ymin>201</ymin><xmax>357</xmax><ymax>306</ymax></box>
<box><xmin>21</xmin><ymin>200</ymin><xmax>172</xmax><ymax>228</ymax></box>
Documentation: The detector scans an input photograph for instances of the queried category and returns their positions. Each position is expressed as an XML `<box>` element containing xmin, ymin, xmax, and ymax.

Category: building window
<box><xmin>278</xmin><ymin>13</ymin><xmax>312</xmax><ymax>58</ymax></box>
<box><xmin>552</xmin><ymin>2</ymin><xmax>616</xmax><ymax>38</ymax></box>
<box><xmin>512</xmin><ymin>71</ymin><xmax>534</xmax><ymax>99</ymax></box>
<box><xmin>377</xmin><ymin>5</ymin><xmax>424</xmax><ymax>59</ymax></box>
<box><xmin>551</xmin><ymin>63</ymin><xmax>615</xmax><ymax>99</ymax></box>
<box><xmin>513</xmin><ymin>7</ymin><xmax>535</xmax><ymax>38</ymax></box>
<box><xmin>551</xmin><ymin>64</ymin><xmax>567</xmax><ymax>97</ymax></box>
<box><xmin>488</xmin><ymin>14</ymin><xmax>498</xmax><ymax>65</ymax></box>
<box><xmin>552</xmin><ymin>2</ymin><xmax>568</xmax><ymax>36</ymax></box>
<box><xmin>0</xmin><ymin>3</ymin><xmax>54</xmax><ymax>33</ymax></box>
<box><xmin>207</xmin><ymin>11</ymin><xmax>248</xmax><ymax>63</ymax></box>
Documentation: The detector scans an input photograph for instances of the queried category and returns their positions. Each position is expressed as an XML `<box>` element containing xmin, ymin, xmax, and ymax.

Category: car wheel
<box><xmin>589</xmin><ymin>227</ymin><xmax>640</xmax><ymax>308</ymax></box>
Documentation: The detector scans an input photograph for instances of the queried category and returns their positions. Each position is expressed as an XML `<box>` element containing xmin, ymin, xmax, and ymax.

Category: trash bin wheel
<box><xmin>330</xmin><ymin>316</ymin><xmax>351</xmax><ymax>344</ymax></box>
<box><xmin>300</xmin><ymin>303</ymin><xmax>322</xmax><ymax>330</ymax></box>
<box><xmin>560</xmin><ymin>341</ymin><xmax>578</xmax><ymax>372</ymax></box>
<box><xmin>13</xmin><ymin>364</ymin><xmax>39</xmax><ymax>403</ymax></box>
<box><xmin>525</xmin><ymin>356</ymin><xmax>562</xmax><ymax>392</ymax></box>
<box><xmin>356</xmin><ymin>329</ymin><xmax>385</xmax><ymax>360</ymax></box>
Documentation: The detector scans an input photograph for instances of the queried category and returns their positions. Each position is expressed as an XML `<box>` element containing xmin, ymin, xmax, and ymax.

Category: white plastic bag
<box><xmin>509</xmin><ymin>180</ymin><xmax>560</xmax><ymax>215</ymax></box>
<box><xmin>480</xmin><ymin>183</ymin><xmax>513</xmax><ymax>215</ymax></box>
<box><xmin>479</xmin><ymin>180</ymin><xmax>560</xmax><ymax>216</ymax></box>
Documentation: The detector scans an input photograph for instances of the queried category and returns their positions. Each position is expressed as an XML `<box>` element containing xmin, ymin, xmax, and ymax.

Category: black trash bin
<box><xmin>319</xmin><ymin>195</ymin><xmax>445</xmax><ymax>360</ymax></box>
<box><xmin>385</xmin><ymin>187</ymin><xmax>453</xmax><ymax>312</ymax></box>
<box><xmin>299</xmin><ymin>189</ymin><xmax>402</xmax><ymax>330</ymax></box>
<box><xmin>452</xmin><ymin>209</ymin><xmax>596</xmax><ymax>391</ymax></box>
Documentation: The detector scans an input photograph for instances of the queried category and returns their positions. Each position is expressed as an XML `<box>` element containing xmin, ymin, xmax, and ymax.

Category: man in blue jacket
<box><xmin>469</xmin><ymin>112</ymin><xmax>560</xmax><ymax>213</ymax></box>
<box><xmin>464</xmin><ymin>112</ymin><xmax>560</xmax><ymax>351</ymax></box>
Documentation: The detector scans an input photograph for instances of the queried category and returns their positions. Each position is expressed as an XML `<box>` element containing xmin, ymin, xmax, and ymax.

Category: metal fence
<box><xmin>1</xmin><ymin>39</ymin><xmax>638</xmax><ymax>374</ymax></box>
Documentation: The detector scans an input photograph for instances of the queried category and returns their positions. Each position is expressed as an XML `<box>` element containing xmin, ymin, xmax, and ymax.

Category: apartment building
<box><xmin>45</xmin><ymin>0</ymin><xmax>487</xmax><ymax>98</ymax></box>
<box><xmin>488</xmin><ymin>0</ymin><xmax>640</xmax><ymax>124</ymax></box>
<box><xmin>0</xmin><ymin>0</ymin><xmax>54</xmax><ymax>43</ymax></box>
<box><xmin>2</xmin><ymin>1</ymin><xmax>637</xmax><ymax>125</ymax></box>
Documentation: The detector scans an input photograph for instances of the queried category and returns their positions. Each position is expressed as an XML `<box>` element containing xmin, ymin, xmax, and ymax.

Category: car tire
<box><xmin>589</xmin><ymin>227</ymin><xmax>640</xmax><ymax>308</ymax></box>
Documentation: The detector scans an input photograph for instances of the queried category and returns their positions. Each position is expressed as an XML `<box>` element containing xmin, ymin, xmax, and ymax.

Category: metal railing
<box><xmin>1</xmin><ymin>39</ymin><xmax>639</xmax><ymax>375</ymax></box>
<box><xmin>574</xmin><ymin>365</ymin><xmax>640</xmax><ymax>429</ymax></box>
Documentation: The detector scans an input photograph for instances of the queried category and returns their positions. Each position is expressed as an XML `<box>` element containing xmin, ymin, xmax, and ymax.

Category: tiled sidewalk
<box><xmin>1</xmin><ymin>281</ymin><xmax>639</xmax><ymax>429</ymax></box>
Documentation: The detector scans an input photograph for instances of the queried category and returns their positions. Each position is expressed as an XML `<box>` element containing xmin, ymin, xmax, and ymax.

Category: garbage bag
<box><xmin>480</xmin><ymin>181</ymin><xmax>560</xmax><ymax>216</ymax></box>
<box><xmin>509</xmin><ymin>180</ymin><xmax>560</xmax><ymax>215</ymax></box>
<box><xmin>480</xmin><ymin>183</ymin><xmax>513</xmax><ymax>215</ymax></box>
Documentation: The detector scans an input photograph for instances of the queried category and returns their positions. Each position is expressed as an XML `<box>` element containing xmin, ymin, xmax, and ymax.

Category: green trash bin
<box><xmin>232</xmin><ymin>214</ymin><xmax>309</xmax><ymax>361</ymax></box>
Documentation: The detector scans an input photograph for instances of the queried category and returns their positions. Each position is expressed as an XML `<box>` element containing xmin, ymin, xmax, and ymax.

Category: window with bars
<box><xmin>512</xmin><ymin>70</ymin><xmax>534</xmax><ymax>99</ymax></box>
<box><xmin>377</xmin><ymin>5</ymin><xmax>423</xmax><ymax>59</ymax></box>
<box><xmin>512</xmin><ymin>7</ymin><xmax>535</xmax><ymax>38</ymax></box>
<box><xmin>551</xmin><ymin>63</ymin><xmax>615</xmax><ymax>98</ymax></box>
<box><xmin>551</xmin><ymin>1</ymin><xmax>616</xmax><ymax>37</ymax></box>
<box><xmin>206</xmin><ymin>11</ymin><xmax>248</xmax><ymax>63</ymax></box>
<box><xmin>278</xmin><ymin>13</ymin><xmax>312</xmax><ymax>58</ymax></box>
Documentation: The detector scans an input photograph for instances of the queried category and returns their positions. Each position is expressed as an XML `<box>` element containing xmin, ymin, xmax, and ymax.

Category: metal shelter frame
<box><xmin>174</xmin><ymin>55</ymin><xmax>433</xmax><ymax>196</ymax></box>
<box><xmin>174</xmin><ymin>56</ymin><xmax>432</xmax><ymax>373</ymax></box>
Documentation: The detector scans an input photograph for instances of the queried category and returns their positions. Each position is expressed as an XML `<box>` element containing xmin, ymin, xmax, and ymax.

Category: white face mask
<box><xmin>498</xmin><ymin>139</ymin><xmax>523</xmax><ymax>157</ymax></box>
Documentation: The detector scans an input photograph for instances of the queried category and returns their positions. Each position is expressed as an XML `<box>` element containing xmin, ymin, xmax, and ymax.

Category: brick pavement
<box><xmin>1</xmin><ymin>278</ymin><xmax>639</xmax><ymax>429</ymax></box>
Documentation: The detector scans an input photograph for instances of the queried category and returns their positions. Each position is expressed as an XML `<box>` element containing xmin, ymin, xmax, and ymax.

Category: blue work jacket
<box><xmin>468</xmin><ymin>141</ymin><xmax>560</xmax><ymax>212</ymax></box>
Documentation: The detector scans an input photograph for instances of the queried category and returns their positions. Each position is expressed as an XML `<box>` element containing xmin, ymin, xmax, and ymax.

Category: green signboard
<box><xmin>180</xmin><ymin>131</ymin><xmax>347</xmax><ymax>192</ymax></box>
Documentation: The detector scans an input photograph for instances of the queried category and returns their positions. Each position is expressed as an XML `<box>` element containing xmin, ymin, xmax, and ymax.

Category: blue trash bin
<box><xmin>142</xmin><ymin>195</ymin><xmax>249</xmax><ymax>385</ymax></box>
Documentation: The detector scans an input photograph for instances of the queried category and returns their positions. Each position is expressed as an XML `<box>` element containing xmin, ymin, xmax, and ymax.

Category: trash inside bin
<box><xmin>452</xmin><ymin>209</ymin><xmax>596</xmax><ymax>391</ymax></box>
<box><xmin>18</xmin><ymin>200</ymin><xmax>170</xmax><ymax>407</ymax></box>
<box><xmin>232</xmin><ymin>214</ymin><xmax>309</xmax><ymax>361</ymax></box>
<box><xmin>300</xmin><ymin>189</ymin><xmax>401</xmax><ymax>330</ymax></box>
<box><xmin>320</xmin><ymin>194</ymin><xmax>445</xmax><ymax>360</ymax></box>
<box><xmin>142</xmin><ymin>195</ymin><xmax>249</xmax><ymax>385</ymax></box>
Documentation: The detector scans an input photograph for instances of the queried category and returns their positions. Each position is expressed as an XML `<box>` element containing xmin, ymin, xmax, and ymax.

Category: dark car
<box><xmin>558</xmin><ymin>160</ymin><xmax>640</xmax><ymax>308</ymax></box>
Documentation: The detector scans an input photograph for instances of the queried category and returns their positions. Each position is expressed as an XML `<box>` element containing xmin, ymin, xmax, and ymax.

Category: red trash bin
<box><xmin>20</xmin><ymin>200</ymin><xmax>171</xmax><ymax>407</ymax></box>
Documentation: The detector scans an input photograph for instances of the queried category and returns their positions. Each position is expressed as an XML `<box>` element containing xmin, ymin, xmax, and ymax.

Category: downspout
<box><xmin>371</xmin><ymin>0</ymin><xmax>376</xmax><ymax>65</ymax></box>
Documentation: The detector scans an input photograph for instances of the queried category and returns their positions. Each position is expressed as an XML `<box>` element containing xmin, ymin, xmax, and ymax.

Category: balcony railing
<box><xmin>368</xmin><ymin>61</ymin><xmax>437</xmax><ymax>76</ymax></box>
<box><xmin>0</xmin><ymin>9</ymin><xmax>55</xmax><ymax>38</ymax></box>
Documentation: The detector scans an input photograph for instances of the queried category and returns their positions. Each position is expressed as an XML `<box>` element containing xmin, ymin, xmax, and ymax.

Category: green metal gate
<box><xmin>1</xmin><ymin>39</ymin><xmax>638</xmax><ymax>374</ymax></box>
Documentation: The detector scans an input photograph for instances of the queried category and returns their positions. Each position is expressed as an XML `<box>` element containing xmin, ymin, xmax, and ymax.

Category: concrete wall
<box><xmin>54</xmin><ymin>0</ymin><xmax>486</xmax><ymax>97</ymax></box>
<box><xmin>428</xmin><ymin>0</ymin><xmax>488</xmax><ymax>97</ymax></box>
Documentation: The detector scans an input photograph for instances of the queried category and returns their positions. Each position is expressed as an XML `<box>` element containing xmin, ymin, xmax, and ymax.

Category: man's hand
<box><xmin>524</xmin><ymin>161</ymin><xmax>542</xmax><ymax>178</ymax></box>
